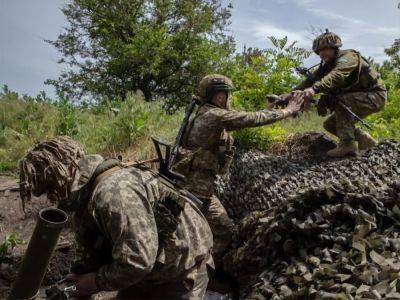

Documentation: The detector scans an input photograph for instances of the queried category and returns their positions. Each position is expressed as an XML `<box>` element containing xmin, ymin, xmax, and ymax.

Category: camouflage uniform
<box><xmin>69</xmin><ymin>155</ymin><xmax>213</xmax><ymax>299</ymax></box>
<box><xmin>297</xmin><ymin>47</ymin><xmax>386</xmax><ymax>143</ymax></box>
<box><xmin>173</xmin><ymin>76</ymin><xmax>287</xmax><ymax>264</ymax></box>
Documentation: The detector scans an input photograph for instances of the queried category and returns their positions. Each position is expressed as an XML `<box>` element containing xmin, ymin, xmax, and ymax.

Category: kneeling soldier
<box><xmin>173</xmin><ymin>74</ymin><xmax>304</xmax><ymax>271</ymax></box>
<box><xmin>19</xmin><ymin>136</ymin><xmax>213</xmax><ymax>299</ymax></box>
<box><xmin>296</xmin><ymin>30</ymin><xmax>387</xmax><ymax>157</ymax></box>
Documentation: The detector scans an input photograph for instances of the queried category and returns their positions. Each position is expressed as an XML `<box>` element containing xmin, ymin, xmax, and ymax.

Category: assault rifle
<box><xmin>168</xmin><ymin>96</ymin><xmax>199</xmax><ymax>169</ymax></box>
<box><xmin>151</xmin><ymin>95</ymin><xmax>199</xmax><ymax>181</ymax></box>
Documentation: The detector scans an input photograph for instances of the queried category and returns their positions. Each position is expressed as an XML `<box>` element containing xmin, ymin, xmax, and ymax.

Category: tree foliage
<box><xmin>46</xmin><ymin>0</ymin><xmax>234</xmax><ymax>106</ymax></box>
<box><xmin>220</xmin><ymin>36</ymin><xmax>311</xmax><ymax>149</ymax></box>
<box><xmin>223</xmin><ymin>36</ymin><xmax>311</xmax><ymax>111</ymax></box>
<box><xmin>384</xmin><ymin>39</ymin><xmax>400</xmax><ymax>71</ymax></box>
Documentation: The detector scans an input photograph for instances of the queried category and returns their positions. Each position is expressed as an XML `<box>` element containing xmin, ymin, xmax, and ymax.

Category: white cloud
<box><xmin>275</xmin><ymin>0</ymin><xmax>316</xmax><ymax>5</ymax></box>
<box><xmin>306</xmin><ymin>8</ymin><xmax>365</xmax><ymax>26</ymax></box>
<box><xmin>367</xmin><ymin>26</ymin><xmax>400</xmax><ymax>36</ymax></box>
<box><xmin>251</xmin><ymin>22</ymin><xmax>309</xmax><ymax>46</ymax></box>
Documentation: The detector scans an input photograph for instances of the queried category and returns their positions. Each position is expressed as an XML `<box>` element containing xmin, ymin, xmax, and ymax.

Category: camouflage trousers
<box><xmin>116</xmin><ymin>261</ymin><xmax>209</xmax><ymax>299</ymax></box>
<box><xmin>179</xmin><ymin>172</ymin><xmax>234</xmax><ymax>268</ymax></box>
<box><xmin>195</xmin><ymin>194</ymin><xmax>234</xmax><ymax>269</ymax></box>
<box><xmin>323</xmin><ymin>90</ymin><xmax>386</xmax><ymax>142</ymax></box>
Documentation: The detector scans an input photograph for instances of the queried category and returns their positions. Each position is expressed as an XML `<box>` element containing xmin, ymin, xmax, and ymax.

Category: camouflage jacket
<box><xmin>69</xmin><ymin>155</ymin><xmax>213</xmax><ymax>291</ymax></box>
<box><xmin>296</xmin><ymin>49</ymin><xmax>386</xmax><ymax>94</ymax></box>
<box><xmin>173</xmin><ymin>103</ymin><xmax>284</xmax><ymax>196</ymax></box>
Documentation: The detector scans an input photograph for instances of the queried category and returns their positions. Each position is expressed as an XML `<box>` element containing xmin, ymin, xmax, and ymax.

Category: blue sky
<box><xmin>0</xmin><ymin>0</ymin><xmax>399</xmax><ymax>97</ymax></box>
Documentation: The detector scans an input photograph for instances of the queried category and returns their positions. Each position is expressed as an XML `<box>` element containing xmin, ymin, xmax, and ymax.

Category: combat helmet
<box><xmin>312</xmin><ymin>30</ymin><xmax>342</xmax><ymax>54</ymax></box>
<box><xmin>197</xmin><ymin>74</ymin><xmax>234</xmax><ymax>104</ymax></box>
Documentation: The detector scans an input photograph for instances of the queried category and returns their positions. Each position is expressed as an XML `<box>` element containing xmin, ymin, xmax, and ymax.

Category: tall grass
<box><xmin>0</xmin><ymin>91</ymin><xmax>181</xmax><ymax>171</ymax></box>
<box><xmin>1</xmin><ymin>85</ymin><xmax>399</xmax><ymax>172</ymax></box>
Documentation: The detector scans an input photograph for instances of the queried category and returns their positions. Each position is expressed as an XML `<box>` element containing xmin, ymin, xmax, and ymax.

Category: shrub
<box><xmin>0</xmin><ymin>233</ymin><xmax>25</xmax><ymax>259</ymax></box>
<box><xmin>368</xmin><ymin>86</ymin><xmax>400</xmax><ymax>140</ymax></box>
<box><xmin>221</xmin><ymin>36</ymin><xmax>311</xmax><ymax>149</ymax></box>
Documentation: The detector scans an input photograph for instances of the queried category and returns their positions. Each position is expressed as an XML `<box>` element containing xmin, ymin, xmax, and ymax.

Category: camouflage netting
<box><xmin>216</xmin><ymin>134</ymin><xmax>400</xmax><ymax>299</ymax></box>
<box><xmin>217</xmin><ymin>135</ymin><xmax>400</xmax><ymax>220</ymax></box>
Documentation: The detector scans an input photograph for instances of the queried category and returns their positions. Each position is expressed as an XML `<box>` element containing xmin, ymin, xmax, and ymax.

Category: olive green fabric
<box><xmin>19</xmin><ymin>136</ymin><xmax>85</xmax><ymax>211</ymax></box>
<box><xmin>296</xmin><ymin>49</ymin><xmax>387</xmax><ymax>143</ymax></box>
<box><xmin>199</xmin><ymin>194</ymin><xmax>234</xmax><ymax>268</ymax></box>
<box><xmin>323</xmin><ymin>90</ymin><xmax>386</xmax><ymax>141</ymax></box>
<box><xmin>297</xmin><ymin>50</ymin><xmax>386</xmax><ymax>94</ymax></box>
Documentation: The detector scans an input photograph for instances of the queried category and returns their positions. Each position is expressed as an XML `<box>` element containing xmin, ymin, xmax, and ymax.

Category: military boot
<box><xmin>355</xmin><ymin>129</ymin><xmax>377</xmax><ymax>150</ymax></box>
<box><xmin>327</xmin><ymin>140</ymin><xmax>358</xmax><ymax>157</ymax></box>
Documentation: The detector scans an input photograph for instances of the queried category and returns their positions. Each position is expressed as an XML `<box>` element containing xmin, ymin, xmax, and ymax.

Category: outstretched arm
<box><xmin>217</xmin><ymin>93</ymin><xmax>304</xmax><ymax>131</ymax></box>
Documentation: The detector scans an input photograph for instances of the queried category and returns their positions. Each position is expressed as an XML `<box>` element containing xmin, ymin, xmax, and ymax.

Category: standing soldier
<box><xmin>173</xmin><ymin>74</ymin><xmax>304</xmax><ymax>274</ymax></box>
<box><xmin>295</xmin><ymin>30</ymin><xmax>387</xmax><ymax>157</ymax></box>
<box><xmin>19</xmin><ymin>136</ymin><xmax>213</xmax><ymax>299</ymax></box>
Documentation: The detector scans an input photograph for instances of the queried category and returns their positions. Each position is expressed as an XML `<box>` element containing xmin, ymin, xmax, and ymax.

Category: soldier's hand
<box><xmin>291</xmin><ymin>90</ymin><xmax>304</xmax><ymax>96</ymax></box>
<box><xmin>65</xmin><ymin>272</ymin><xmax>99</xmax><ymax>296</ymax></box>
<box><xmin>304</xmin><ymin>87</ymin><xmax>316</xmax><ymax>99</ymax></box>
<box><xmin>280</xmin><ymin>93</ymin><xmax>292</xmax><ymax>102</ymax></box>
<box><xmin>281</xmin><ymin>93</ymin><xmax>304</xmax><ymax>117</ymax></box>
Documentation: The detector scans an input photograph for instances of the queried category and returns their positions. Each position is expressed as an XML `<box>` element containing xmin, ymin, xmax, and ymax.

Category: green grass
<box><xmin>0</xmin><ymin>92</ymin><xmax>181</xmax><ymax>170</ymax></box>
<box><xmin>280</xmin><ymin>110</ymin><xmax>326</xmax><ymax>135</ymax></box>
<box><xmin>1</xmin><ymin>86</ymin><xmax>399</xmax><ymax>171</ymax></box>
<box><xmin>0</xmin><ymin>233</ymin><xmax>25</xmax><ymax>258</ymax></box>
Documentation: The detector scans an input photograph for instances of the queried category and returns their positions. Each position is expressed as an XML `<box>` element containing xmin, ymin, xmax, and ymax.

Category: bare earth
<box><xmin>0</xmin><ymin>175</ymin><xmax>221</xmax><ymax>300</ymax></box>
<box><xmin>0</xmin><ymin>174</ymin><xmax>116</xmax><ymax>299</ymax></box>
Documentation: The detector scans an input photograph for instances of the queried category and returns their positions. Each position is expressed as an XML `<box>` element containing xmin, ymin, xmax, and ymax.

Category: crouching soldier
<box><xmin>173</xmin><ymin>74</ymin><xmax>304</xmax><ymax>273</ymax></box>
<box><xmin>295</xmin><ymin>30</ymin><xmax>387</xmax><ymax>157</ymax></box>
<box><xmin>19</xmin><ymin>136</ymin><xmax>213</xmax><ymax>299</ymax></box>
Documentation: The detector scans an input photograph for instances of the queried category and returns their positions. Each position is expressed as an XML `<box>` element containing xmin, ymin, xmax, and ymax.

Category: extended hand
<box><xmin>303</xmin><ymin>87</ymin><xmax>316</xmax><ymax>99</ymax></box>
<box><xmin>65</xmin><ymin>272</ymin><xmax>99</xmax><ymax>296</ymax></box>
<box><xmin>281</xmin><ymin>92</ymin><xmax>304</xmax><ymax>117</ymax></box>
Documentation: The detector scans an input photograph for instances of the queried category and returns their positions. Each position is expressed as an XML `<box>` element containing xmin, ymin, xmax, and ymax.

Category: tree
<box><xmin>384</xmin><ymin>39</ymin><xmax>400</xmax><ymax>70</ymax></box>
<box><xmin>217</xmin><ymin>36</ymin><xmax>311</xmax><ymax>149</ymax></box>
<box><xmin>223</xmin><ymin>36</ymin><xmax>311</xmax><ymax>111</ymax></box>
<box><xmin>46</xmin><ymin>0</ymin><xmax>234</xmax><ymax>106</ymax></box>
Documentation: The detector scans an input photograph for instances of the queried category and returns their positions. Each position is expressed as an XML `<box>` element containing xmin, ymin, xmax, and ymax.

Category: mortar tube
<box><xmin>9</xmin><ymin>207</ymin><xmax>68</xmax><ymax>300</ymax></box>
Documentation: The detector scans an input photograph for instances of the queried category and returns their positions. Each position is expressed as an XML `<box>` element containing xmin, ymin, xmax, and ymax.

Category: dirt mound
<box><xmin>217</xmin><ymin>138</ymin><xmax>400</xmax><ymax>220</ymax></box>
<box><xmin>268</xmin><ymin>131</ymin><xmax>337</xmax><ymax>159</ymax></box>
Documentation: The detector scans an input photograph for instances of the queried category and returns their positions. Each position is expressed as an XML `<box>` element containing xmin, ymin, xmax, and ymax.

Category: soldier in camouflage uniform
<box><xmin>19</xmin><ymin>136</ymin><xmax>213</xmax><ymax>299</ymax></box>
<box><xmin>295</xmin><ymin>30</ymin><xmax>387</xmax><ymax>157</ymax></box>
<box><xmin>173</xmin><ymin>75</ymin><xmax>304</xmax><ymax>270</ymax></box>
